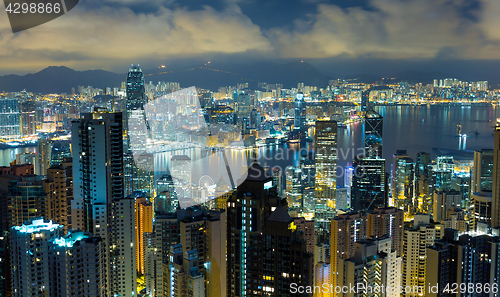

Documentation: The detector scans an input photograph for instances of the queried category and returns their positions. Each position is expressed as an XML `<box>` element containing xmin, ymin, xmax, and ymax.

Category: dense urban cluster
<box><xmin>0</xmin><ymin>65</ymin><xmax>499</xmax><ymax>297</ymax></box>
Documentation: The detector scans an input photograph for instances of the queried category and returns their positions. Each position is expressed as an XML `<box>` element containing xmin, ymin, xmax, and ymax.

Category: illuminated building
<box><xmin>300</xmin><ymin>152</ymin><xmax>316</xmax><ymax>215</ymax></box>
<box><xmin>415</xmin><ymin>152</ymin><xmax>431</xmax><ymax>212</ymax></box>
<box><xmin>292</xmin><ymin>91</ymin><xmax>306</xmax><ymax>141</ymax></box>
<box><xmin>392</xmin><ymin>150</ymin><xmax>415</xmax><ymax>216</ymax></box>
<box><xmin>432</xmin><ymin>189</ymin><xmax>461</xmax><ymax>222</ymax></box>
<box><xmin>44</xmin><ymin>166</ymin><xmax>71</xmax><ymax>233</ymax></box>
<box><xmin>492</xmin><ymin>119</ymin><xmax>500</xmax><ymax>228</ymax></box>
<box><xmin>471</xmin><ymin>191</ymin><xmax>492</xmax><ymax>230</ymax></box>
<box><xmin>15</xmin><ymin>153</ymin><xmax>39</xmax><ymax>175</ymax></box>
<box><xmin>473</xmin><ymin>149</ymin><xmax>493</xmax><ymax>193</ymax></box>
<box><xmin>330</xmin><ymin>212</ymin><xmax>367</xmax><ymax>296</ymax></box>
<box><xmin>165</xmin><ymin>246</ymin><xmax>205</xmax><ymax>297</ymax></box>
<box><xmin>135</xmin><ymin>197</ymin><xmax>153</xmax><ymax>275</ymax></box>
<box><xmin>286</xmin><ymin>166</ymin><xmax>302</xmax><ymax>214</ymax></box>
<box><xmin>38</xmin><ymin>138</ymin><xmax>52</xmax><ymax>176</ymax></box>
<box><xmin>402</xmin><ymin>214</ymin><xmax>438</xmax><ymax>297</ymax></box>
<box><xmin>351</xmin><ymin>157</ymin><xmax>387</xmax><ymax>211</ymax></box>
<box><xmin>426</xmin><ymin>229</ymin><xmax>500</xmax><ymax>297</ymax></box>
<box><xmin>0</xmin><ymin>97</ymin><xmax>20</xmax><ymax>140</ymax></box>
<box><xmin>338</xmin><ymin>237</ymin><xmax>401</xmax><ymax>297</ymax></box>
<box><xmin>71</xmin><ymin>110</ymin><xmax>137</xmax><ymax>297</ymax></box>
<box><xmin>314</xmin><ymin>120</ymin><xmax>337</xmax><ymax>231</ymax></box>
<box><xmin>261</xmin><ymin>206</ymin><xmax>314</xmax><ymax>296</ymax></box>
<box><xmin>364</xmin><ymin>109</ymin><xmax>383</xmax><ymax>158</ymax></box>
<box><xmin>10</xmin><ymin>218</ymin><xmax>106</xmax><ymax>297</ymax></box>
<box><xmin>155</xmin><ymin>174</ymin><xmax>178</xmax><ymax>214</ymax></box>
<box><xmin>367</xmin><ymin>207</ymin><xmax>404</xmax><ymax>256</ymax></box>
<box><xmin>226</xmin><ymin>162</ymin><xmax>287</xmax><ymax>296</ymax></box>
<box><xmin>7</xmin><ymin>175</ymin><xmax>47</xmax><ymax>228</ymax></box>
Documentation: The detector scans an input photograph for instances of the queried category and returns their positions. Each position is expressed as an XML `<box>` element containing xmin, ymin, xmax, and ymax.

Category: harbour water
<box><xmin>1</xmin><ymin>105</ymin><xmax>499</xmax><ymax>188</ymax></box>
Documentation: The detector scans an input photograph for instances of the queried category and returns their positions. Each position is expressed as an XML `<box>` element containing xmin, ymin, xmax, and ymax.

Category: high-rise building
<box><xmin>338</xmin><ymin>237</ymin><xmax>402</xmax><ymax>297</ymax></box>
<box><xmin>71</xmin><ymin>110</ymin><xmax>136</xmax><ymax>296</ymax></box>
<box><xmin>227</xmin><ymin>162</ymin><xmax>294</xmax><ymax>296</ymax></box>
<box><xmin>392</xmin><ymin>150</ymin><xmax>415</xmax><ymax>217</ymax></box>
<box><xmin>286</xmin><ymin>166</ymin><xmax>302</xmax><ymax>214</ymax></box>
<box><xmin>402</xmin><ymin>214</ymin><xmax>438</xmax><ymax>296</ymax></box>
<box><xmin>300</xmin><ymin>152</ymin><xmax>315</xmax><ymax>215</ymax></box>
<box><xmin>426</xmin><ymin>229</ymin><xmax>500</xmax><ymax>297</ymax></box>
<box><xmin>330</xmin><ymin>212</ymin><xmax>367</xmax><ymax>295</ymax></box>
<box><xmin>7</xmin><ymin>175</ymin><xmax>47</xmax><ymax>228</ymax></box>
<box><xmin>493</xmin><ymin>118</ymin><xmax>500</xmax><ymax>228</ymax></box>
<box><xmin>135</xmin><ymin>197</ymin><xmax>153</xmax><ymax>275</ymax></box>
<box><xmin>471</xmin><ymin>190</ymin><xmax>492</xmax><ymax>230</ymax></box>
<box><xmin>126</xmin><ymin>64</ymin><xmax>146</xmax><ymax>111</ymax></box>
<box><xmin>367</xmin><ymin>207</ymin><xmax>404</xmax><ymax>256</ymax></box>
<box><xmin>0</xmin><ymin>97</ymin><xmax>20</xmax><ymax>140</ymax></box>
<box><xmin>473</xmin><ymin>149</ymin><xmax>494</xmax><ymax>193</ymax></box>
<box><xmin>314</xmin><ymin>120</ymin><xmax>337</xmax><ymax>230</ymax></box>
<box><xmin>10</xmin><ymin>218</ymin><xmax>106</xmax><ymax>297</ymax></box>
<box><xmin>290</xmin><ymin>91</ymin><xmax>307</xmax><ymax>141</ymax></box>
<box><xmin>361</xmin><ymin>90</ymin><xmax>369</xmax><ymax>112</ymax></box>
<box><xmin>351</xmin><ymin>157</ymin><xmax>386</xmax><ymax>211</ymax></box>
<box><xmin>44</xmin><ymin>166</ymin><xmax>70</xmax><ymax>232</ymax></box>
<box><xmin>432</xmin><ymin>189</ymin><xmax>461</xmax><ymax>222</ymax></box>
<box><xmin>415</xmin><ymin>152</ymin><xmax>432</xmax><ymax>212</ymax></box>
<box><xmin>364</xmin><ymin>109</ymin><xmax>383</xmax><ymax>158</ymax></box>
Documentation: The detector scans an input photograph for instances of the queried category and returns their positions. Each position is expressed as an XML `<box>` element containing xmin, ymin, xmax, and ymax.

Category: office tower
<box><xmin>367</xmin><ymin>207</ymin><xmax>404</xmax><ymax>256</ymax></box>
<box><xmin>392</xmin><ymin>150</ymin><xmax>415</xmax><ymax>217</ymax></box>
<box><xmin>351</xmin><ymin>157</ymin><xmax>386</xmax><ymax>211</ymax></box>
<box><xmin>0</xmin><ymin>97</ymin><xmax>20</xmax><ymax>140</ymax></box>
<box><xmin>272</xmin><ymin>167</ymin><xmax>284</xmax><ymax>198</ymax></box>
<box><xmin>432</xmin><ymin>189</ymin><xmax>461</xmax><ymax>222</ymax></box>
<box><xmin>125</xmin><ymin>65</ymin><xmax>150</xmax><ymax>196</ymax></box>
<box><xmin>71</xmin><ymin>110</ymin><xmax>136</xmax><ymax>297</ymax></box>
<box><xmin>286</xmin><ymin>166</ymin><xmax>303</xmax><ymax>214</ymax></box>
<box><xmin>361</xmin><ymin>90</ymin><xmax>369</xmax><ymax>112</ymax></box>
<box><xmin>473</xmin><ymin>149</ymin><xmax>494</xmax><ymax>192</ymax></box>
<box><xmin>364</xmin><ymin>109</ymin><xmax>383</xmax><ymax>158</ymax></box>
<box><xmin>10</xmin><ymin>218</ymin><xmax>106</xmax><ymax>297</ymax></box>
<box><xmin>415</xmin><ymin>152</ymin><xmax>431</xmax><ymax>212</ymax></box>
<box><xmin>155</xmin><ymin>174</ymin><xmax>178</xmax><ymax>214</ymax></box>
<box><xmin>15</xmin><ymin>153</ymin><xmax>39</xmax><ymax>175</ymax></box>
<box><xmin>402</xmin><ymin>214</ymin><xmax>438</xmax><ymax>297</ymax></box>
<box><xmin>50</xmin><ymin>141</ymin><xmax>72</xmax><ymax>167</ymax></box>
<box><xmin>314</xmin><ymin>120</ymin><xmax>337</xmax><ymax>230</ymax></box>
<box><xmin>234</xmin><ymin>92</ymin><xmax>252</xmax><ymax>119</ymax></box>
<box><xmin>471</xmin><ymin>190</ymin><xmax>492</xmax><ymax>230</ymax></box>
<box><xmin>38</xmin><ymin>138</ymin><xmax>52</xmax><ymax>176</ymax></box>
<box><xmin>338</xmin><ymin>237</ymin><xmax>402</xmax><ymax>297</ymax></box>
<box><xmin>330</xmin><ymin>212</ymin><xmax>367</xmax><ymax>294</ymax></box>
<box><xmin>300</xmin><ymin>152</ymin><xmax>315</xmax><ymax>215</ymax></box>
<box><xmin>493</xmin><ymin>119</ymin><xmax>500</xmax><ymax>228</ymax></box>
<box><xmin>290</xmin><ymin>91</ymin><xmax>307</xmax><ymax>141</ymax></box>
<box><xmin>126</xmin><ymin>64</ymin><xmax>146</xmax><ymax>111</ymax></box>
<box><xmin>426</xmin><ymin>229</ymin><xmax>500</xmax><ymax>297</ymax></box>
<box><xmin>262</xmin><ymin>206</ymin><xmax>314</xmax><ymax>296</ymax></box>
<box><xmin>226</xmin><ymin>162</ymin><xmax>288</xmax><ymax>296</ymax></box>
<box><xmin>336</xmin><ymin>187</ymin><xmax>348</xmax><ymax>210</ymax></box>
<box><xmin>250</xmin><ymin>108</ymin><xmax>261</xmax><ymax>130</ymax></box>
<box><xmin>171</xmin><ymin>155</ymin><xmax>192</xmax><ymax>208</ymax></box>
<box><xmin>345</xmin><ymin>167</ymin><xmax>353</xmax><ymax>204</ymax></box>
<box><xmin>135</xmin><ymin>197</ymin><xmax>153</xmax><ymax>275</ymax></box>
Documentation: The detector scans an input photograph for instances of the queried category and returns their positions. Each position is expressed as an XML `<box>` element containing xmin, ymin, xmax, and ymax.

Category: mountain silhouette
<box><xmin>0</xmin><ymin>61</ymin><xmax>333</xmax><ymax>94</ymax></box>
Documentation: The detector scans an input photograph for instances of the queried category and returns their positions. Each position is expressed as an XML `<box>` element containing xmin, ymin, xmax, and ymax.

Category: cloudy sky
<box><xmin>0</xmin><ymin>0</ymin><xmax>500</xmax><ymax>77</ymax></box>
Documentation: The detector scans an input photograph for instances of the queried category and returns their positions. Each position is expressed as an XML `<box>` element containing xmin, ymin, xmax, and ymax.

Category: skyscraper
<box><xmin>392</xmin><ymin>150</ymin><xmax>415</xmax><ymax>216</ymax></box>
<box><xmin>330</xmin><ymin>212</ymin><xmax>367</xmax><ymax>296</ymax></box>
<box><xmin>10</xmin><ymin>218</ymin><xmax>106</xmax><ymax>297</ymax></box>
<box><xmin>367</xmin><ymin>207</ymin><xmax>404</xmax><ymax>256</ymax></box>
<box><xmin>364</xmin><ymin>109</ymin><xmax>383</xmax><ymax>158</ymax></box>
<box><xmin>402</xmin><ymin>214</ymin><xmax>438</xmax><ymax>296</ymax></box>
<box><xmin>314</xmin><ymin>120</ymin><xmax>337</xmax><ymax>230</ymax></box>
<box><xmin>126</xmin><ymin>64</ymin><xmax>146</xmax><ymax>111</ymax></box>
<box><xmin>71</xmin><ymin>110</ymin><xmax>137</xmax><ymax>296</ymax></box>
<box><xmin>351</xmin><ymin>157</ymin><xmax>386</xmax><ymax>211</ymax></box>
<box><xmin>291</xmin><ymin>91</ymin><xmax>307</xmax><ymax>141</ymax></box>
<box><xmin>492</xmin><ymin>119</ymin><xmax>500</xmax><ymax>228</ymax></box>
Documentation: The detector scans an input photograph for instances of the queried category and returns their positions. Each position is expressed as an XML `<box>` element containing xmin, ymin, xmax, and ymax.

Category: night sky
<box><xmin>0</xmin><ymin>0</ymin><xmax>499</xmax><ymax>79</ymax></box>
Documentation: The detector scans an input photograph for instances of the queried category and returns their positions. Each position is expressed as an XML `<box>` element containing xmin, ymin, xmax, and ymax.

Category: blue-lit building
<box><xmin>0</xmin><ymin>97</ymin><xmax>20</xmax><ymax>140</ymax></box>
<box><xmin>10</xmin><ymin>218</ymin><xmax>106</xmax><ymax>297</ymax></box>
<box><xmin>126</xmin><ymin>65</ymin><xmax>146</xmax><ymax>111</ymax></box>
